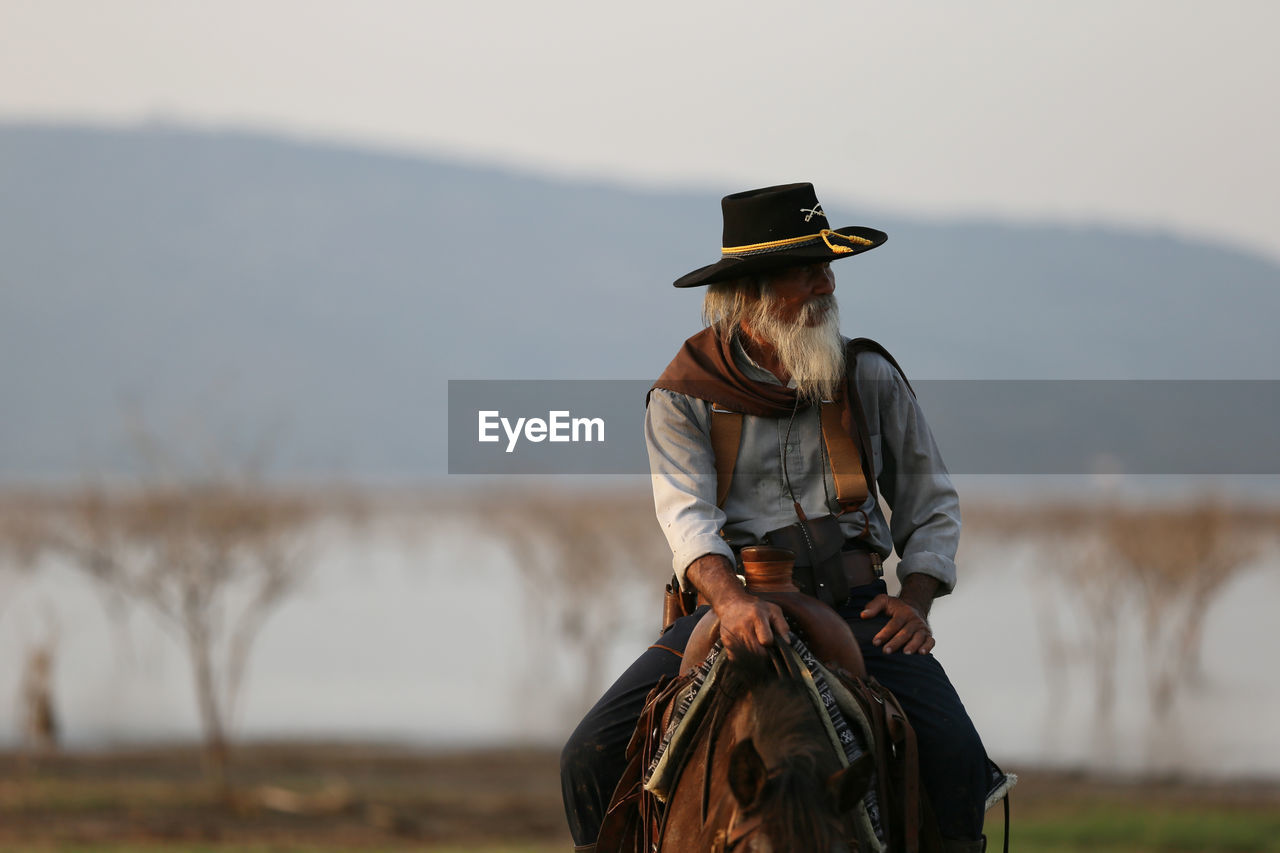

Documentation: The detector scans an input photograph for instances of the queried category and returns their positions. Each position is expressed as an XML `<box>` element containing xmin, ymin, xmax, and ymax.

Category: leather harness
<box><xmin>709</xmin><ymin>396</ymin><xmax>869</xmax><ymax>512</ymax></box>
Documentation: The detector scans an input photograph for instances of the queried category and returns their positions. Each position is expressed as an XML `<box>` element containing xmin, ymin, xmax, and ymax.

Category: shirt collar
<box><xmin>731</xmin><ymin>330</ymin><xmax>795</xmax><ymax>389</ymax></box>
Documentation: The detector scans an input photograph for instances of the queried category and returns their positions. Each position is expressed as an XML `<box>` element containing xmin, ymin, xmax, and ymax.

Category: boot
<box><xmin>940</xmin><ymin>836</ymin><xmax>985</xmax><ymax>853</ymax></box>
<box><xmin>573</xmin><ymin>845</ymin><xmax>597</xmax><ymax>853</ymax></box>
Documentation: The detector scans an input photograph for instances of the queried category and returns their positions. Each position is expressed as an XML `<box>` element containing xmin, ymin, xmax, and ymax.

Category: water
<box><xmin>1</xmin><ymin>504</ymin><xmax>1276</xmax><ymax>780</ymax></box>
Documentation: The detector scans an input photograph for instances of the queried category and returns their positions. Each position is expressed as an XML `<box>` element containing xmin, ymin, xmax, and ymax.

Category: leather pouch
<box><xmin>661</xmin><ymin>574</ymin><xmax>698</xmax><ymax>632</ymax></box>
<box><xmin>763</xmin><ymin>514</ymin><xmax>850</xmax><ymax>606</ymax></box>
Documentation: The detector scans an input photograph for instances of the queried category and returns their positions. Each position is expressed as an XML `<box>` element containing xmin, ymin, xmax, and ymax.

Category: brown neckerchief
<box><xmin>649</xmin><ymin>326</ymin><xmax>799</xmax><ymax>417</ymax></box>
<box><xmin>648</xmin><ymin>326</ymin><xmax>915</xmax><ymax>504</ymax></box>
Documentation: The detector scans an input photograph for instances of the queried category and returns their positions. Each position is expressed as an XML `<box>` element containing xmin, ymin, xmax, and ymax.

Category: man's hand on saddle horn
<box><xmin>862</xmin><ymin>572</ymin><xmax>940</xmax><ymax>655</ymax></box>
<box><xmin>686</xmin><ymin>554</ymin><xmax>791</xmax><ymax>658</ymax></box>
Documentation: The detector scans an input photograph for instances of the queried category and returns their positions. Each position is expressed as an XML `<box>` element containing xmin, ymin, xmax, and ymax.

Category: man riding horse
<box><xmin>561</xmin><ymin>183</ymin><xmax>997</xmax><ymax>852</ymax></box>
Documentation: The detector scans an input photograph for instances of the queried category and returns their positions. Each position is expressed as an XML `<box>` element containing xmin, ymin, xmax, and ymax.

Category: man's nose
<box><xmin>811</xmin><ymin>265</ymin><xmax>835</xmax><ymax>295</ymax></box>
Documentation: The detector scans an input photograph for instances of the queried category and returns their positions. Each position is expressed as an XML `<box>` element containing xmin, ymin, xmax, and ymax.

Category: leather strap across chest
<box><xmin>709</xmin><ymin>395</ymin><xmax>868</xmax><ymax>512</ymax></box>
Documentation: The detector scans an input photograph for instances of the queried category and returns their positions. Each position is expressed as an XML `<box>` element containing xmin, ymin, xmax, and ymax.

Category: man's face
<box><xmin>738</xmin><ymin>260</ymin><xmax>845</xmax><ymax>402</ymax></box>
<box><xmin>758</xmin><ymin>262</ymin><xmax>836</xmax><ymax>326</ymax></box>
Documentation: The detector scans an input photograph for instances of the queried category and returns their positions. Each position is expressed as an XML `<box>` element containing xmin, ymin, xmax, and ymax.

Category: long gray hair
<box><xmin>702</xmin><ymin>276</ymin><xmax>768</xmax><ymax>334</ymax></box>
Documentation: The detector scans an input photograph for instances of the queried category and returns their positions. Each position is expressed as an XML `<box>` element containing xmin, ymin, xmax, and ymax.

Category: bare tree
<box><xmin>963</xmin><ymin>502</ymin><xmax>1127</xmax><ymax>754</ymax></box>
<box><xmin>1103</xmin><ymin>501</ymin><xmax>1262</xmax><ymax>717</ymax></box>
<box><xmin>45</xmin><ymin>481</ymin><xmax>320</xmax><ymax>788</ymax></box>
<box><xmin>967</xmin><ymin>498</ymin><xmax>1272</xmax><ymax>739</ymax></box>
<box><xmin>0</xmin><ymin>493</ymin><xmax>51</xmax><ymax>622</ymax></box>
<box><xmin>457</xmin><ymin>485</ymin><xmax>670</xmax><ymax>715</ymax></box>
<box><xmin>0</xmin><ymin>496</ymin><xmax>61</xmax><ymax>756</ymax></box>
<box><xmin>19</xmin><ymin>639</ymin><xmax>59</xmax><ymax>753</ymax></box>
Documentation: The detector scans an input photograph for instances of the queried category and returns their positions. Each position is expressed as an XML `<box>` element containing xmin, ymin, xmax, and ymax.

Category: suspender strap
<box><xmin>709</xmin><ymin>408</ymin><xmax>743</xmax><ymax>508</ymax></box>
<box><xmin>819</xmin><ymin>398</ymin><xmax>869</xmax><ymax>512</ymax></box>
<box><xmin>710</xmin><ymin>402</ymin><xmax>868</xmax><ymax>511</ymax></box>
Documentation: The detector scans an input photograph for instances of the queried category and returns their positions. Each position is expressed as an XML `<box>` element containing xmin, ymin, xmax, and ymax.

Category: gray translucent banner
<box><xmin>448</xmin><ymin>380</ymin><xmax>1280</xmax><ymax>475</ymax></box>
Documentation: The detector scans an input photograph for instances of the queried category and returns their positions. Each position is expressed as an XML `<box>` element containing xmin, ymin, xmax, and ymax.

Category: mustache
<box><xmin>797</xmin><ymin>294</ymin><xmax>837</xmax><ymax>325</ymax></box>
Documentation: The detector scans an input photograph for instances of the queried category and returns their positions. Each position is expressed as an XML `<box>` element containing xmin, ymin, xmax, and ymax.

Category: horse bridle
<box><xmin>711</xmin><ymin>788</ymin><xmax>859</xmax><ymax>853</ymax></box>
<box><xmin>709</xmin><ymin>803</ymin><xmax>765</xmax><ymax>853</ymax></box>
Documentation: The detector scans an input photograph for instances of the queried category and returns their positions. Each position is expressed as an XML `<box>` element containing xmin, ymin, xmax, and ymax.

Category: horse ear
<box><xmin>828</xmin><ymin>753</ymin><xmax>874</xmax><ymax>813</ymax></box>
<box><xmin>728</xmin><ymin>738</ymin><xmax>768</xmax><ymax>807</ymax></box>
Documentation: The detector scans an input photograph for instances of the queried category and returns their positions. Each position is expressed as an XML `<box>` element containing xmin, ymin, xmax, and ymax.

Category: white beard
<box><xmin>746</xmin><ymin>293</ymin><xmax>845</xmax><ymax>403</ymax></box>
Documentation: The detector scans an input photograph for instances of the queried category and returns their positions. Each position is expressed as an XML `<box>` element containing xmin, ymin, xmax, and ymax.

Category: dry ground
<box><xmin>1</xmin><ymin>744</ymin><xmax>567</xmax><ymax>850</ymax></box>
<box><xmin>2</xmin><ymin>744</ymin><xmax>1278</xmax><ymax>851</ymax></box>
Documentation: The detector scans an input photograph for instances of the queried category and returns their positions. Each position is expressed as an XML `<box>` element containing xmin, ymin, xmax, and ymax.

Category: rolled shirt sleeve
<box><xmin>644</xmin><ymin>388</ymin><xmax>737</xmax><ymax>588</ymax></box>
<box><xmin>858</xmin><ymin>353</ymin><xmax>961</xmax><ymax>594</ymax></box>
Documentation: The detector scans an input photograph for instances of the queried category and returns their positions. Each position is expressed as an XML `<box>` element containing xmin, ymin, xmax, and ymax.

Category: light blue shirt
<box><xmin>645</xmin><ymin>334</ymin><xmax>961</xmax><ymax>594</ymax></box>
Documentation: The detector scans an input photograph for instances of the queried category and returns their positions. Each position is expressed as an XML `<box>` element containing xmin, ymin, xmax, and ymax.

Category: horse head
<box><xmin>648</xmin><ymin>621</ymin><xmax>879</xmax><ymax>853</ymax></box>
<box><xmin>707</xmin><ymin>675</ymin><xmax>876</xmax><ymax>853</ymax></box>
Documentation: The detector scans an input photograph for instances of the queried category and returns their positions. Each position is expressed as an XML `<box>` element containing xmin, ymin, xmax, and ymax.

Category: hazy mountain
<box><xmin>2</xmin><ymin>122</ymin><xmax>1277</xmax><ymax>482</ymax></box>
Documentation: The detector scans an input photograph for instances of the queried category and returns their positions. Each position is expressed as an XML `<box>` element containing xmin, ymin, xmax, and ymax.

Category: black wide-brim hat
<box><xmin>673</xmin><ymin>182</ymin><xmax>886</xmax><ymax>288</ymax></box>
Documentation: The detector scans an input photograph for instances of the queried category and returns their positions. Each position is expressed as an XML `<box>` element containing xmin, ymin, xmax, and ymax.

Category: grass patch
<box><xmin>987</xmin><ymin>805</ymin><xmax>1280</xmax><ymax>852</ymax></box>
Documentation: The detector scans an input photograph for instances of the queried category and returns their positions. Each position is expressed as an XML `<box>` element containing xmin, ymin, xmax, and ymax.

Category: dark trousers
<box><xmin>560</xmin><ymin>581</ymin><xmax>991</xmax><ymax>845</ymax></box>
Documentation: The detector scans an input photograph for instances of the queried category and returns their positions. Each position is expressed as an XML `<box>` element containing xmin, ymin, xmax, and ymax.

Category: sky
<box><xmin>3</xmin><ymin>0</ymin><xmax>1279</xmax><ymax>262</ymax></box>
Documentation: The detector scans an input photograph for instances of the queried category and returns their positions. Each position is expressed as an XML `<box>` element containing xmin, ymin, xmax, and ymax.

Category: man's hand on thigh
<box><xmin>862</xmin><ymin>573</ymin><xmax>940</xmax><ymax>655</ymax></box>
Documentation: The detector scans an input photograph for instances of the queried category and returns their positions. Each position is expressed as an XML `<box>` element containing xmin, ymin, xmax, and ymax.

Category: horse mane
<box><xmin>717</xmin><ymin>652</ymin><xmax>832</xmax><ymax>768</ymax></box>
<box><xmin>720</xmin><ymin>656</ymin><xmax>846</xmax><ymax>852</ymax></box>
<box><xmin>749</xmin><ymin>679</ymin><xmax>831</xmax><ymax>768</ymax></box>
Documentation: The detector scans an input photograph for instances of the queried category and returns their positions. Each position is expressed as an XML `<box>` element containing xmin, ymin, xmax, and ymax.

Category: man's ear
<box><xmin>728</xmin><ymin>738</ymin><xmax>768</xmax><ymax>807</ymax></box>
<box><xmin>828</xmin><ymin>753</ymin><xmax>874</xmax><ymax>813</ymax></box>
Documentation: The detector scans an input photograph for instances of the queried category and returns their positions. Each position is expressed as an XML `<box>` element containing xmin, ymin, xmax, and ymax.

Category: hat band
<box><xmin>721</xmin><ymin>229</ymin><xmax>873</xmax><ymax>258</ymax></box>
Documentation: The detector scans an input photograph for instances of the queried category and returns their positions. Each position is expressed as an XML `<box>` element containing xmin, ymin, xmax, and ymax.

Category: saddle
<box><xmin>678</xmin><ymin>548</ymin><xmax>867</xmax><ymax>680</ymax></box>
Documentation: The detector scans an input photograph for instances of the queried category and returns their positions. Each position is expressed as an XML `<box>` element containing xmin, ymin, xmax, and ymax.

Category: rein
<box><xmin>711</xmin><ymin>806</ymin><xmax>765</xmax><ymax>853</ymax></box>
